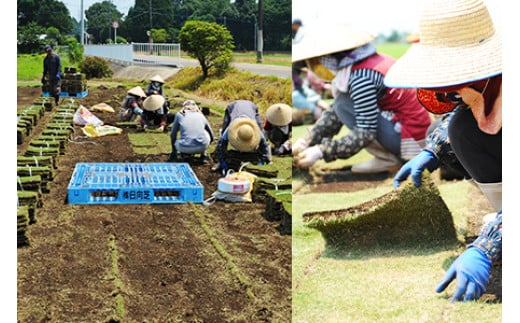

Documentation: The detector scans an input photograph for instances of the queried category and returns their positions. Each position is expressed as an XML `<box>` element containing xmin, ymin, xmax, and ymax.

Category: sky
<box><xmin>63</xmin><ymin>0</ymin><xmax>135</xmax><ymax>21</ymax></box>
<box><xmin>293</xmin><ymin>0</ymin><xmax>502</xmax><ymax>36</ymax></box>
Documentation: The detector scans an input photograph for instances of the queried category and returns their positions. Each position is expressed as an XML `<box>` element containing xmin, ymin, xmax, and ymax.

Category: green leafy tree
<box><xmin>179</xmin><ymin>20</ymin><xmax>234</xmax><ymax>78</ymax></box>
<box><xmin>85</xmin><ymin>1</ymin><xmax>123</xmax><ymax>44</ymax></box>
<box><xmin>46</xmin><ymin>26</ymin><xmax>62</xmax><ymax>45</ymax></box>
<box><xmin>17</xmin><ymin>22</ymin><xmax>47</xmax><ymax>54</ymax></box>
<box><xmin>123</xmin><ymin>0</ymin><xmax>175</xmax><ymax>43</ymax></box>
<box><xmin>151</xmin><ymin>28</ymin><xmax>170</xmax><ymax>43</ymax></box>
<box><xmin>66</xmin><ymin>36</ymin><xmax>83</xmax><ymax>65</ymax></box>
<box><xmin>18</xmin><ymin>0</ymin><xmax>73</xmax><ymax>35</ymax></box>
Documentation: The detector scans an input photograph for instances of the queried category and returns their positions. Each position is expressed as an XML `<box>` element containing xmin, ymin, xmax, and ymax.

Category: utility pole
<box><xmin>80</xmin><ymin>0</ymin><xmax>84</xmax><ymax>45</ymax></box>
<box><xmin>256</xmin><ymin>0</ymin><xmax>263</xmax><ymax>63</ymax></box>
<box><xmin>149</xmin><ymin>0</ymin><xmax>153</xmax><ymax>53</ymax></box>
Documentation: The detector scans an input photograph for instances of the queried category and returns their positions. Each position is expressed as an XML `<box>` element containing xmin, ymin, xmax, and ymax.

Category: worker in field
<box><xmin>168</xmin><ymin>100</ymin><xmax>214</xmax><ymax>164</ymax></box>
<box><xmin>292</xmin><ymin>24</ymin><xmax>431</xmax><ymax>173</ymax></box>
<box><xmin>145</xmin><ymin>74</ymin><xmax>170</xmax><ymax>110</ymax></box>
<box><xmin>42</xmin><ymin>44</ymin><xmax>62</xmax><ymax>105</ymax></box>
<box><xmin>264</xmin><ymin>103</ymin><xmax>292</xmax><ymax>155</ymax></box>
<box><xmin>140</xmin><ymin>94</ymin><xmax>175</xmax><ymax>132</ymax></box>
<box><xmin>212</xmin><ymin>99</ymin><xmax>272</xmax><ymax>173</ymax></box>
<box><xmin>385</xmin><ymin>0</ymin><xmax>501</xmax><ymax>302</ymax></box>
<box><xmin>119</xmin><ymin>86</ymin><xmax>147</xmax><ymax>122</ymax></box>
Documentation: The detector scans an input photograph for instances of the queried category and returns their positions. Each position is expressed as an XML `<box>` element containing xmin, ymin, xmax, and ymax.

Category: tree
<box><xmin>65</xmin><ymin>36</ymin><xmax>83</xmax><ymax>65</ymax></box>
<box><xmin>85</xmin><ymin>1</ymin><xmax>123</xmax><ymax>44</ymax></box>
<box><xmin>17</xmin><ymin>22</ymin><xmax>47</xmax><ymax>54</ymax></box>
<box><xmin>179</xmin><ymin>20</ymin><xmax>235</xmax><ymax>78</ymax></box>
<box><xmin>46</xmin><ymin>27</ymin><xmax>62</xmax><ymax>46</ymax></box>
<box><xmin>151</xmin><ymin>28</ymin><xmax>170</xmax><ymax>43</ymax></box>
<box><xmin>18</xmin><ymin>0</ymin><xmax>73</xmax><ymax>35</ymax></box>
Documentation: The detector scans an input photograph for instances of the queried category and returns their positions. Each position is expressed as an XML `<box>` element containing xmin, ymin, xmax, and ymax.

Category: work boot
<box><xmin>198</xmin><ymin>152</ymin><xmax>211</xmax><ymax>164</ymax></box>
<box><xmin>351</xmin><ymin>140</ymin><xmax>402</xmax><ymax>174</ymax></box>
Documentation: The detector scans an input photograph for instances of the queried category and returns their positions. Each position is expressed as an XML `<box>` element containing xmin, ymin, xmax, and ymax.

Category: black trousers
<box><xmin>448</xmin><ymin>107</ymin><xmax>502</xmax><ymax>183</ymax></box>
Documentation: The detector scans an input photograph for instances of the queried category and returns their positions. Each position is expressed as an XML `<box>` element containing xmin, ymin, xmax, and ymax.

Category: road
<box><xmin>133</xmin><ymin>55</ymin><xmax>290</xmax><ymax>79</ymax></box>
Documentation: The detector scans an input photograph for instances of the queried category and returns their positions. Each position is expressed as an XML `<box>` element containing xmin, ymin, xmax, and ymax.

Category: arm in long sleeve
<box><xmin>423</xmin><ymin>110</ymin><xmax>467</xmax><ymax>174</ymax></box>
<box><xmin>216</xmin><ymin>130</ymin><xmax>229</xmax><ymax>162</ymax></box>
<box><xmin>471</xmin><ymin>211</ymin><xmax>502</xmax><ymax>263</ymax></box>
<box><xmin>258</xmin><ymin>136</ymin><xmax>272</xmax><ymax>163</ymax></box>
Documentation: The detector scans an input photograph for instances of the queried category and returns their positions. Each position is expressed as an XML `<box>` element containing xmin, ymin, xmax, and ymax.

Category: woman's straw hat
<box><xmin>150</xmin><ymin>74</ymin><xmax>165</xmax><ymax>83</ymax></box>
<box><xmin>143</xmin><ymin>94</ymin><xmax>166</xmax><ymax>111</ymax></box>
<box><xmin>128</xmin><ymin>86</ymin><xmax>146</xmax><ymax>98</ymax></box>
<box><xmin>228</xmin><ymin>117</ymin><xmax>261</xmax><ymax>152</ymax></box>
<box><xmin>385</xmin><ymin>0</ymin><xmax>501</xmax><ymax>88</ymax></box>
<box><xmin>292</xmin><ymin>23</ymin><xmax>375</xmax><ymax>62</ymax></box>
<box><xmin>266</xmin><ymin>103</ymin><xmax>292</xmax><ymax>126</ymax></box>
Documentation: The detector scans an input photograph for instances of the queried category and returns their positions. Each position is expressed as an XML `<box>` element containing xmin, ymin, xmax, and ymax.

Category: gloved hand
<box><xmin>220</xmin><ymin>161</ymin><xmax>228</xmax><ymax>173</ymax></box>
<box><xmin>435</xmin><ymin>247</ymin><xmax>491</xmax><ymax>302</ymax></box>
<box><xmin>158</xmin><ymin>125</ymin><xmax>165</xmax><ymax>132</ymax></box>
<box><xmin>292</xmin><ymin>138</ymin><xmax>309</xmax><ymax>156</ymax></box>
<box><xmin>393</xmin><ymin>150</ymin><xmax>439</xmax><ymax>188</ymax></box>
<box><xmin>258</xmin><ymin>161</ymin><xmax>264</xmax><ymax>166</ymax></box>
<box><xmin>296</xmin><ymin>145</ymin><xmax>323</xmax><ymax>168</ymax></box>
<box><xmin>134</xmin><ymin>107</ymin><xmax>144</xmax><ymax>116</ymax></box>
<box><xmin>56</xmin><ymin>72</ymin><xmax>61</xmax><ymax>80</ymax></box>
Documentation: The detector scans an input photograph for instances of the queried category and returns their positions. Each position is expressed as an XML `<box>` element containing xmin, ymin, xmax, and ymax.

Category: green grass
<box><xmin>292</xmin><ymin>180</ymin><xmax>502</xmax><ymax>322</ymax></box>
<box><xmin>376</xmin><ymin>42</ymin><xmax>412</xmax><ymax>59</ymax></box>
<box><xmin>17</xmin><ymin>50</ymin><xmax>74</xmax><ymax>81</ymax></box>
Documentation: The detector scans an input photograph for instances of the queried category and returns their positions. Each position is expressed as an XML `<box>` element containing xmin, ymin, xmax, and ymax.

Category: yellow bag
<box><xmin>82</xmin><ymin>124</ymin><xmax>123</xmax><ymax>137</ymax></box>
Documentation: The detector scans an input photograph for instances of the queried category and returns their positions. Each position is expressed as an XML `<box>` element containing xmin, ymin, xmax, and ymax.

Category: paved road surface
<box><xmin>133</xmin><ymin>55</ymin><xmax>290</xmax><ymax>79</ymax></box>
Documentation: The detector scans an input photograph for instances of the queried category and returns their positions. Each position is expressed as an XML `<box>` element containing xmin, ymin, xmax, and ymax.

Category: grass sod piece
<box><xmin>303</xmin><ymin>173</ymin><xmax>458</xmax><ymax>250</ymax></box>
<box><xmin>263</xmin><ymin>189</ymin><xmax>292</xmax><ymax>235</ymax></box>
<box><xmin>17</xmin><ymin>190</ymin><xmax>39</xmax><ymax>224</ymax></box>
<box><xmin>17</xmin><ymin>206</ymin><xmax>30</xmax><ymax>247</ymax></box>
<box><xmin>18</xmin><ymin>155</ymin><xmax>56</xmax><ymax>169</ymax></box>
<box><xmin>17</xmin><ymin>175</ymin><xmax>43</xmax><ymax>207</ymax></box>
<box><xmin>17</xmin><ymin>127</ymin><xmax>26</xmax><ymax>145</ymax></box>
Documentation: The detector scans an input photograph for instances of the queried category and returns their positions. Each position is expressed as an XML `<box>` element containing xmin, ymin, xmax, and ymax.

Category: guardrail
<box><xmin>84</xmin><ymin>42</ymin><xmax>182</xmax><ymax>67</ymax></box>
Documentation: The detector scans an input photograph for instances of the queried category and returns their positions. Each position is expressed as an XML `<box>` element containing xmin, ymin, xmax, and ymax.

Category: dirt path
<box><xmin>17</xmin><ymin>85</ymin><xmax>291</xmax><ymax>322</ymax></box>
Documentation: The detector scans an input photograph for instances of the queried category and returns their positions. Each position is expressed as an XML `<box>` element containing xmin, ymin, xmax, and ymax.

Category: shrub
<box><xmin>78</xmin><ymin>56</ymin><xmax>113</xmax><ymax>79</ymax></box>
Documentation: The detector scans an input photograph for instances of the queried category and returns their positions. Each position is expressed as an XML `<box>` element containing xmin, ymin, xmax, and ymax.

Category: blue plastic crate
<box><xmin>67</xmin><ymin>162</ymin><xmax>204</xmax><ymax>204</ymax></box>
<box><xmin>42</xmin><ymin>90</ymin><xmax>89</xmax><ymax>98</ymax></box>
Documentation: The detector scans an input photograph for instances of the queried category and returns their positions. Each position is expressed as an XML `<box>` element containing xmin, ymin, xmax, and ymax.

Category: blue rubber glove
<box><xmin>56</xmin><ymin>72</ymin><xmax>61</xmax><ymax>80</ymax></box>
<box><xmin>435</xmin><ymin>247</ymin><xmax>491</xmax><ymax>302</ymax></box>
<box><xmin>134</xmin><ymin>107</ymin><xmax>144</xmax><ymax>116</ymax></box>
<box><xmin>220</xmin><ymin>161</ymin><xmax>228</xmax><ymax>172</ymax></box>
<box><xmin>393</xmin><ymin>150</ymin><xmax>439</xmax><ymax>188</ymax></box>
<box><xmin>258</xmin><ymin>161</ymin><xmax>264</xmax><ymax>166</ymax></box>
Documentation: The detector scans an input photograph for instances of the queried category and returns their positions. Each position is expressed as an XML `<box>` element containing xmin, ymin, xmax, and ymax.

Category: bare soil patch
<box><xmin>17</xmin><ymin>85</ymin><xmax>291</xmax><ymax>322</ymax></box>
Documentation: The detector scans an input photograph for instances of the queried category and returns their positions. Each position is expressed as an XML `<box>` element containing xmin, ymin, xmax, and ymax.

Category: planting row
<box><xmin>17</xmin><ymin>97</ymin><xmax>81</xmax><ymax>247</ymax></box>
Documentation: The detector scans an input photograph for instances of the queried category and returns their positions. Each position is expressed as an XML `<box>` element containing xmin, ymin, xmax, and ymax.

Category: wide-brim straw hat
<box><xmin>128</xmin><ymin>86</ymin><xmax>146</xmax><ymax>98</ymax></box>
<box><xmin>143</xmin><ymin>94</ymin><xmax>166</xmax><ymax>111</ymax></box>
<box><xmin>292</xmin><ymin>23</ymin><xmax>375</xmax><ymax>62</ymax></box>
<box><xmin>385</xmin><ymin>0</ymin><xmax>502</xmax><ymax>88</ymax></box>
<box><xmin>266</xmin><ymin>103</ymin><xmax>292</xmax><ymax>126</ymax></box>
<box><xmin>228</xmin><ymin>117</ymin><xmax>261</xmax><ymax>152</ymax></box>
<box><xmin>150</xmin><ymin>74</ymin><xmax>165</xmax><ymax>83</ymax></box>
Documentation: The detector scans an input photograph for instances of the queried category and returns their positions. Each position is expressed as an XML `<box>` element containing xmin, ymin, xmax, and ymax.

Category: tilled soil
<box><xmin>17</xmin><ymin>85</ymin><xmax>291</xmax><ymax>322</ymax></box>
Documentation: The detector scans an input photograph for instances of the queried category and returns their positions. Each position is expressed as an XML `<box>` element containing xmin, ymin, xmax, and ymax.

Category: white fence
<box><xmin>84</xmin><ymin>42</ymin><xmax>182</xmax><ymax>67</ymax></box>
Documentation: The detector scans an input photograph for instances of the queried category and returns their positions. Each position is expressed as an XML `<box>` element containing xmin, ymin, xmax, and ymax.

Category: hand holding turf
<box><xmin>393</xmin><ymin>150</ymin><xmax>438</xmax><ymax>188</ymax></box>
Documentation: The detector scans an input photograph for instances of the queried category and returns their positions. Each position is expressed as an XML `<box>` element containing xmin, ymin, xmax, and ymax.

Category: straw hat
<box><xmin>292</xmin><ymin>23</ymin><xmax>375</xmax><ymax>62</ymax></box>
<box><xmin>385</xmin><ymin>0</ymin><xmax>502</xmax><ymax>88</ymax></box>
<box><xmin>150</xmin><ymin>74</ymin><xmax>165</xmax><ymax>83</ymax></box>
<box><xmin>266</xmin><ymin>103</ymin><xmax>292</xmax><ymax>126</ymax></box>
<box><xmin>143</xmin><ymin>94</ymin><xmax>166</xmax><ymax>111</ymax></box>
<box><xmin>128</xmin><ymin>86</ymin><xmax>146</xmax><ymax>98</ymax></box>
<box><xmin>228</xmin><ymin>118</ymin><xmax>261</xmax><ymax>152</ymax></box>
